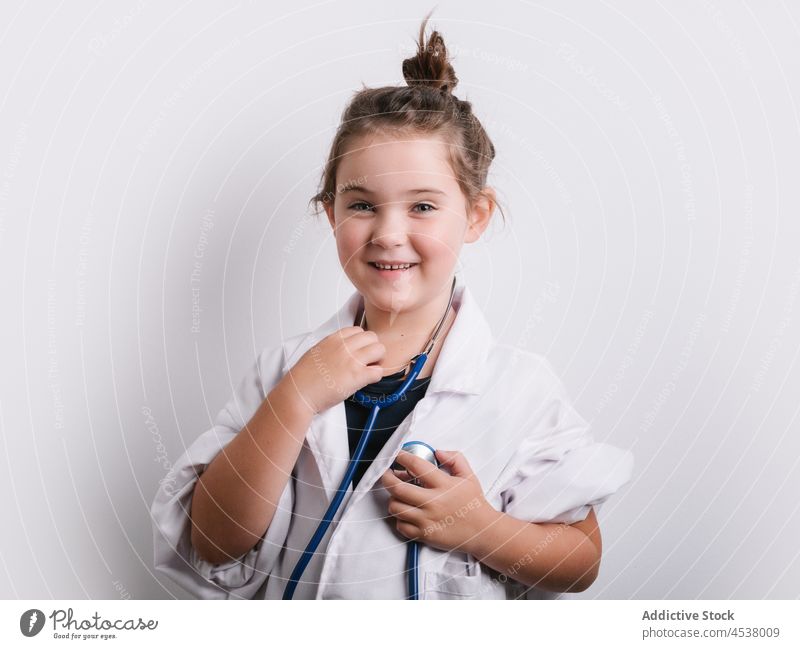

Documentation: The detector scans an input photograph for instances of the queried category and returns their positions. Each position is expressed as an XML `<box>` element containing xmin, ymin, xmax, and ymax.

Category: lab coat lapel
<box><xmin>423</xmin><ymin>278</ymin><xmax>493</xmax><ymax>398</ymax></box>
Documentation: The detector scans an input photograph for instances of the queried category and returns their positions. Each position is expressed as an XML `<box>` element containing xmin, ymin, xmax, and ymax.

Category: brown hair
<box><xmin>309</xmin><ymin>9</ymin><xmax>506</xmax><ymax>228</ymax></box>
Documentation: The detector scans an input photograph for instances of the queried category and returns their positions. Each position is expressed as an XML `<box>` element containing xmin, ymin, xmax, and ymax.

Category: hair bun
<box><xmin>402</xmin><ymin>10</ymin><xmax>458</xmax><ymax>94</ymax></box>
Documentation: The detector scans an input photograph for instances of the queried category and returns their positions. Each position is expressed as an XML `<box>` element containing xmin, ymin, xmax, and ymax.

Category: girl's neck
<box><xmin>359</xmin><ymin>287</ymin><xmax>457</xmax><ymax>376</ymax></box>
<box><xmin>361</xmin><ymin>284</ymin><xmax>454</xmax><ymax>339</ymax></box>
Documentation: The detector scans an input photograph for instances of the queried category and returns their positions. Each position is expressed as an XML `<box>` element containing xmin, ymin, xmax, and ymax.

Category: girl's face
<box><xmin>324</xmin><ymin>131</ymin><xmax>494</xmax><ymax>317</ymax></box>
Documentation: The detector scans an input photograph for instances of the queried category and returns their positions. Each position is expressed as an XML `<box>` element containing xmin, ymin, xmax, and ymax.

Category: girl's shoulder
<box><xmin>484</xmin><ymin>342</ymin><xmax>569</xmax><ymax>398</ymax></box>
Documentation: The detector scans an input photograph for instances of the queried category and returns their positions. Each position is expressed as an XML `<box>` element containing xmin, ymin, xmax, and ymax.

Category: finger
<box><xmin>338</xmin><ymin>326</ymin><xmax>368</xmax><ymax>339</ymax></box>
<box><xmin>388</xmin><ymin>462</ymin><xmax>413</xmax><ymax>481</ymax></box>
<box><xmin>355</xmin><ymin>342</ymin><xmax>386</xmax><ymax>365</ymax></box>
<box><xmin>396</xmin><ymin>520</ymin><xmax>422</xmax><ymax>541</ymax></box>
<box><xmin>349</xmin><ymin>329</ymin><xmax>381</xmax><ymax>350</ymax></box>
<box><xmin>381</xmin><ymin>470</ymin><xmax>430</xmax><ymax>507</ymax></box>
<box><xmin>381</xmin><ymin>468</ymin><xmax>403</xmax><ymax>490</ymax></box>
<box><xmin>386</xmin><ymin>497</ymin><xmax>425</xmax><ymax>525</ymax></box>
<box><xmin>393</xmin><ymin>450</ymin><xmax>447</xmax><ymax>489</ymax></box>
<box><xmin>435</xmin><ymin>449</ymin><xmax>474</xmax><ymax>478</ymax></box>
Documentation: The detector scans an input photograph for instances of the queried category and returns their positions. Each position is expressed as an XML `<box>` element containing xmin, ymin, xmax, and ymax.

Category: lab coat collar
<box><xmin>281</xmin><ymin>274</ymin><xmax>494</xmax><ymax>397</ymax></box>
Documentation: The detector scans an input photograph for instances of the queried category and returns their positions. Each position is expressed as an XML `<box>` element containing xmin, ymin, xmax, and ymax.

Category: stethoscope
<box><xmin>282</xmin><ymin>276</ymin><xmax>457</xmax><ymax>600</ymax></box>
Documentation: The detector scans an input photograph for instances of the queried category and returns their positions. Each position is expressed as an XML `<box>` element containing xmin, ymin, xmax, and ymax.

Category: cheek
<box><xmin>333</xmin><ymin>227</ymin><xmax>363</xmax><ymax>261</ymax></box>
<box><xmin>418</xmin><ymin>228</ymin><xmax>462</xmax><ymax>263</ymax></box>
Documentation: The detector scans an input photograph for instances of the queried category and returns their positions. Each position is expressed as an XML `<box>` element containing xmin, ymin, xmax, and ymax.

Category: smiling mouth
<box><xmin>368</xmin><ymin>262</ymin><xmax>419</xmax><ymax>276</ymax></box>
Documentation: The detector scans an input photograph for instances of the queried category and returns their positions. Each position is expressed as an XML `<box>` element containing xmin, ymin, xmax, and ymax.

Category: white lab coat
<box><xmin>150</xmin><ymin>277</ymin><xmax>634</xmax><ymax>599</ymax></box>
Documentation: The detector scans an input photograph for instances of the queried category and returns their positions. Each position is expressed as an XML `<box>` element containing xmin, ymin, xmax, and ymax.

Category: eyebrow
<box><xmin>339</xmin><ymin>187</ymin><xmax>446</xmax><ymax>196</ymax></box>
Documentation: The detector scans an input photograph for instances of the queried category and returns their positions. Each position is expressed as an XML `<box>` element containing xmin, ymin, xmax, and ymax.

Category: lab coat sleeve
<box><xmin>497</xmin><ymin>360</ymin><xmax>634</xmax><ymax>525</ymax></box>
<box><xmin>150</xmin><ymin>345</ymin><xmax>294</xmax><ymax>599</ymax></box>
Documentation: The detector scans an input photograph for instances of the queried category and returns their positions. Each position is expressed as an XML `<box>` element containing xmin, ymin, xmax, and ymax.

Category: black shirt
<box><xmin>345</xmin><ymin>367</ymin><xmax>431</xmax><ymax>488</ymax></box>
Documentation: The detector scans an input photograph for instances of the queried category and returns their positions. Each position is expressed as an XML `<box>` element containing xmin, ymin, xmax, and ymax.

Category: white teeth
<box><xmin>374</xmin><ymin>262</ymin><xmax>413</xmax><ymax>270</ymax></box>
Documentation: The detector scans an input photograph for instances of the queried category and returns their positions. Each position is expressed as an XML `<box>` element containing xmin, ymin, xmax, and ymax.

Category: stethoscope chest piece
<box><xmin>392</xmin><ymin>441</ymin><xmax>438</xmax><ymax>488</ymax></box>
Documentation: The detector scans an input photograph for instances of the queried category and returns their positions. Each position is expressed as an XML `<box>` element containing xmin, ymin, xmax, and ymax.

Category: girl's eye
<box><xmin>347</xmin><ymin>202</ymin><xmax>437</xmax><ymax>213</ymax></box>
<box><xmin>348</xmin><ymin>201</ymin><xmax>373</xmax><ymax>212</ymax></box>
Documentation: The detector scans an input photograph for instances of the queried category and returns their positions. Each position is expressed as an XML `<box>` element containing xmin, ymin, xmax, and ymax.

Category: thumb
<box><xmin>435</xmin><ymin>449</ymin><xmax>474</xmax><ymax>478</ymax></box>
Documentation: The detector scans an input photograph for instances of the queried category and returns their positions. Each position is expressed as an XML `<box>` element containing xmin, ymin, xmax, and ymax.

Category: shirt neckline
<box><xmin>351</xmin><ymin>367</ymin><xmax>431</xmax><ymax>399</ymax></box>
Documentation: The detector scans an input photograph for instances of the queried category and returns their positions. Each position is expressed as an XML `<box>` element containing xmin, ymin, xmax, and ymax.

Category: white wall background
<box><xmin>1</xmin><ymin>0</ymin><xmax>798</xmax><ymax>599</ymax></box>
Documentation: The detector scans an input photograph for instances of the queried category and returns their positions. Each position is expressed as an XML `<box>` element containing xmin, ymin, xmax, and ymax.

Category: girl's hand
<box><xmin>380</xmin><ymin>449</ymin><xmax>494</xmax><ymax>553</ymax></box>
<box><xmin>281</xmin><ymin>327</ymin><xmax>386</xmax><ymax>415</ymax></box>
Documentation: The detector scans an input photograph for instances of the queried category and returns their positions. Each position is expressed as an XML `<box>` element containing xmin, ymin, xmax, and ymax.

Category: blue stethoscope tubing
<box><xmin>281</xmin><ymin>353</ymin><xmax>429</xmax><ymax>600</ymax></box>
<box><xmin>281</xmin><ymin>277</ymin><xmax>456</xmax><ymax>600</ymax></box>
<box><xmin>406</xmin><ymin>532</ymin><xmax>420</xmax><ymax>599</ymax></box>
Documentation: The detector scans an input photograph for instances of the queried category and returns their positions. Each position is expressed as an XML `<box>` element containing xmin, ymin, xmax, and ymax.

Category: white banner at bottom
<box><xmin>1</xmin><ymin>599</ymin><xmax>796</xmax><ymax>648</ymax></box>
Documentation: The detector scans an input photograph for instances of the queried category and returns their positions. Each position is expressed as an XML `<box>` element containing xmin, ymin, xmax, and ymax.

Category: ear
<box><xmin>464</xmin><ymin>187</ymin><xmax>496</xmax><ymax>244</ymax></box>
<box><xmin>324</xmin><ymin>199</ymin><xmax>336</xmax><ymax>236</ymax></box>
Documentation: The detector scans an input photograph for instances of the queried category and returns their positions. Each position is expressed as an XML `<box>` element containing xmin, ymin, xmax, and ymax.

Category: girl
<box><xmin>150</xmin><ymin>12</ymin><xmax>633</xmax><ymax>600</ymax></box>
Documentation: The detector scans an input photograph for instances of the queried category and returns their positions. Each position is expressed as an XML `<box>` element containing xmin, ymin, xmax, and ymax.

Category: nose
<box><xmin>370</xmin><ymin>208</ymin><xmax>410</xmax><ymax>248</ymax></box>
